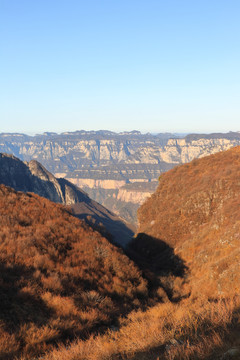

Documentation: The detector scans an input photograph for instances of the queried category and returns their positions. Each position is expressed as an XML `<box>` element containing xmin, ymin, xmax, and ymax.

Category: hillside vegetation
<box><xmin>1</xmin><ymin>146</ymin><xmax>240</xmax><ymax>360</ymax></box>
<box><xmin>134</xmin><ymin>146</ymin><xmax>240</xmax><ymax>298</ymax></box>
<box><xmin>38</xmin><ymin>146</ymin><xmax>240</xmax><ymax>360</ymax></box>
<box><xmin>0</xmin><ymin>185</ymin><xmax>147</xmax><ymax>359</ymax></box>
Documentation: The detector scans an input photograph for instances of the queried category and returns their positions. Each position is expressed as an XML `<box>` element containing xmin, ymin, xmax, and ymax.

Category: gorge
<box><xmin>1</xmin><ymin>130</ymin><xmax>240</xmax><ymax>224</ymax></box>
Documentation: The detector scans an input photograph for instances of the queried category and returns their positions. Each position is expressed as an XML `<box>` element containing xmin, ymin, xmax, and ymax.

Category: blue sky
<box><xmin>0</xmin><ymin>0</ymin><xmax>240</xmax><ymax>134</ymax></box>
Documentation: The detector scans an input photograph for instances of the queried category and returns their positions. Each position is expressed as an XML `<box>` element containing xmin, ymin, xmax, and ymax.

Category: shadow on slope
<box><xmin>0</xmin><ymin>262</ymin><xmax>51</xmax><ymax>331</ymax></box>
<box><xmin>59</xmin><ymin>177</ymin><xmax>136</xmax><ymax>246</ymax></box>
<box><xmin>128</xmin><ymin>233</ymin><xmax>187</xmax><ymax>277</ymax></box>
<box><xmin>72</xmin><ymin>201</ymin><xmax>135</xmax><ymax>247</ymax></box>
<box><xmin>127</xmin><ymin>233</ymin><xmax>188</xmax><ymax>302</ymax></box>
<box><xmin>0</xmin><ymin>184</ymin><xmax>149</xmax><ymax>359</ymax></box>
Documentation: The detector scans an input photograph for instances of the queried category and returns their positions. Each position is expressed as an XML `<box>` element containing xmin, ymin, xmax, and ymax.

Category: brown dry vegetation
<box><xmin>0</xmin><ymin>185</ymin><xmax>147</xmax><ymax>359</ymax></box>
<box><xmin>36</xmin><ymin>295</ymin><xmax>240</xmax><ymax>360</ymax></box>
<box><xmin>134</xmin><ymin>146</ymin><xmax>240</xmax><ymax>299</ymax></box>
<box><xmin>35</xmin><ymin>146</ymin><xmax>240</xmax><ymax>360</ymax></box>
<box><xmin>1</xmin><ymin>146</ymin><xmax>240</xmax><ymax>360</ymax></box>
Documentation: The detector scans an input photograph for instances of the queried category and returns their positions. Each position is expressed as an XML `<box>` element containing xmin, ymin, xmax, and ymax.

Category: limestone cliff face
<box><xmin>116</xmin><ymin>188</ymin><xmax>152</xmax><ymax>204</ymax></box>
<box><xmin>1</xmin><ymin>131</ymin><xmax>240</xmax><ymax>226</ymax></box>
<box><xmin>67</xmin><ymin>178</ymin><xmax>127</xmax><ymax>190</ymax></box>
<box><xmin>116</xmin><ymin>181</ymin><xmax>159</xmax><ymax>205</ymax></box>
<box><xmin>1</xmin><ymin>132</ymin><xmax>240</xmax><ymax>183</ymax></box>
<box><xmin>159</xmin><ymin>137</ymin><xmax>240</xmax><ymax>163</ymax></box>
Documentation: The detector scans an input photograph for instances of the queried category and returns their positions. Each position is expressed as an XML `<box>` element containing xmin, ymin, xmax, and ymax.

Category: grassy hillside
<box><xmin>134</xmin><ymin>146</ymin><xmax>240</xmax><ymax>298</ymax></box>
<box><xmin>1</xmin><ymin>146</ymin><xmax>240</xmax><ymax>360</ymax></box>
<box><xmin>0</xmin><ymin>185</ymin><xmax>147</xmax><ymax>359</ymax></box>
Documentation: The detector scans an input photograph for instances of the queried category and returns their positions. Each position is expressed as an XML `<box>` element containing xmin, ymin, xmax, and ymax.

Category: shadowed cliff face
<box><xmin>134</xmin><ymin>146</ymin><xmax>240</xmax><ymax>298</ymax></box>
<box><xmin>0</xmin><ymin>153</ymin><xmax>73</xmax><ymax>204</ymax></box>
<box><xmin>0</xmin><ymin>153</ymin><xmax>134</xmax><ymax>246</ymax></box>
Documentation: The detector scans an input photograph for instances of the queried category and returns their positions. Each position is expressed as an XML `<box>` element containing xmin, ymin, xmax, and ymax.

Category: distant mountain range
<box><xmin>1</xmin><ymin>130</ymin><xmax>240</xmax><ymax>224</ymax></box>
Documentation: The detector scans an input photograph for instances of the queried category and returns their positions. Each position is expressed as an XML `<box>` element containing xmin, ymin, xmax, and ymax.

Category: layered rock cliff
<box><xmin>116</xmin><ymin>181</ymin><xmax>158</xmax><ymax>204</ymax></box>
<box><xmin>1</xmin><ymin>130</ymin><xmax>240</xmax><ymax>225</ymax></box>
<box><xmin>1</xmin><ymin>131</ymin><xmax>240</xmax><ymax>183</ymax></box>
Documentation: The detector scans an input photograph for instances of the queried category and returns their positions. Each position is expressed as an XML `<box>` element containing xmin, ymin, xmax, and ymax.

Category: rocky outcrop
<box><xmin>0</xmin><ymin>153</ymin><xmax>135</xmax><ymax>246</ymax></box>
<box><xmin>0</xmin><ymin>153</ymin><xmax>88</xmax><ymax>205</ymax></box>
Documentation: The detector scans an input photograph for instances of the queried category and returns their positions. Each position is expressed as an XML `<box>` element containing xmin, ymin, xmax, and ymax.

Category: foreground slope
<box><xmin>133</xmin><ymin>146</ymin><xmax>240</xmax><ymax>298</ymax></box>
<box><xmin>0</xmin><ymin>153</ymin><xmax>135</xmax><ymax>245</ymax></box>
<box><xmin>0</xmin><ymin>185</ymin><xmax>147</xmax><ymax>359</ymax></box>
<box><xmin>38</xmin><ymin>147</ymin><xmax>240</xmax><ymax>360</ymax></box>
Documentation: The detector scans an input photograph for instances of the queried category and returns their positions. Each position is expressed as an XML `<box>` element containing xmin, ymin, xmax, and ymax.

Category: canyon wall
<box><xmin>1</xmin><ymin>131</ymin><xmax>240</xmax><ymax>224</ymax></box>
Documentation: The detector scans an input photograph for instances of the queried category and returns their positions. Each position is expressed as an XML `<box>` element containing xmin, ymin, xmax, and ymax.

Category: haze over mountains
<box><xmin>1</xmin><ymin>130</ymin><xmax>240</xmax><ymax>224</ymax></box>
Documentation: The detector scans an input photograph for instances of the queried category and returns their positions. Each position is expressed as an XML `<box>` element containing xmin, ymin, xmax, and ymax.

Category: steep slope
<box><xmin>0</xmin><ymin>153</ymin><xmax>135</xmax><ymax>245</ymax></box>
<box><xmin>0</xmin><ymin>152</ymin><xmax>88</xmax><ymax>204</ymax></box>
<box><xmin>0</xmin><ymin>185</ymin><xmax>147</xmax><ymax>359</ymax></box>
<box><xmin>132</xmin><ymin>146</ymin><xmax>240</xmax><ymax>298</ymax></box>
<box><xmin>31</xmin><ymin>146</ymin><xmax>240</xmax><ymax>360</ymax></box>
<box><xmin>31</xmin><ymin>147</ymin><xmax>240</xmax><ymax>360</ymax></box>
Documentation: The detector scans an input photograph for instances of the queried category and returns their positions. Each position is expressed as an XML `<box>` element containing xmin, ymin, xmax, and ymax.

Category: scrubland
<box><xmin>17</xmin><ymin>295</ymin><xmax>240</xmax><ymax>360</ymax></box>
<box><xmin>1</xmin><ymin>146</ymin><xmax>240</xmax><ymax>360</ymax></box>
<box><xmin>0</xmin><ymin>185</ymin><xmax>147</xmax><ymax>359</ymax></box>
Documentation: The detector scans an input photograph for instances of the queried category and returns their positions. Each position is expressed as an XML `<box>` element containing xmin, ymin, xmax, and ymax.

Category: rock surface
<box><xmin>0</xmin><ymin>153</ymin><xmax>135</xmax><ymax>246</ymax></box>
<box><xmin>1</xmin><ymin>131</ymin><xmax>240</xmax><ymax>183</ymax></box>
<box><xmin>1</xmin><ymin>130</ymin><xmax>240</xmax><ymax>225</ymax></box>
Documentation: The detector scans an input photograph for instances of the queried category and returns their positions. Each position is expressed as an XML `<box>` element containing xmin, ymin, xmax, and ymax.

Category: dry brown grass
<box><xmin>1</xmin><ymin>147</ymin><xmax>240</xmax><ymax>360</ymax></box>
<box><xmin>36</xmin><ymin>296</ymin><xmax>240</xmax><ymax>360</ymax></box>
<box><xmin>134</xmin><ymin>146</ymin><xmax>240</xmax><ymax>299</ymax></box>
<box><xmin>0</xmin><ymin>185</ymin><xmax>148</xmax><ymax>359</ymax></box>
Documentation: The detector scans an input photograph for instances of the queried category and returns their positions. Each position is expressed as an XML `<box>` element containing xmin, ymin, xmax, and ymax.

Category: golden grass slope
<box><xmin>38</xmin><ymin>295</ymin><xmax>240</xmax><ymax>360</ymax></box>
<box><xmin>136</xmin><ymin>145</ymin><xmax>240</xmax><ymax>298</ymax></box>
<box><xmin>0</xmin><ymin>185</ymin><xmax>147</xmax><ymax>359</ymax></box>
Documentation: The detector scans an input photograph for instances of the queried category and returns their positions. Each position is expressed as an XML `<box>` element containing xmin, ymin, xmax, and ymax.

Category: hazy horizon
<box><xmin>1</xmin><ymin>1</ymin><xmax>240</xmax><ymax>134</ymax></box>
<box><xmin>0</xmin><ymin>129</ymin><xmax>239</xmax><ymax>137</ymax></box>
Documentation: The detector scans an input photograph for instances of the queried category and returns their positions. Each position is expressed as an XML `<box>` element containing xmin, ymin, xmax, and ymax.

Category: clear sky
<box><xmin>0</xmin><ymin>0</ymin><xmax>240</xmax><ymax>134</ymax></box>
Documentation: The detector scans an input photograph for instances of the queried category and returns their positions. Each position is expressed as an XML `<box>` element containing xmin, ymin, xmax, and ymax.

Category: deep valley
<box><xmin>0</xmin><ymin>139</ymin><xmax>240</xmax><ymax>360</ymax></box>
